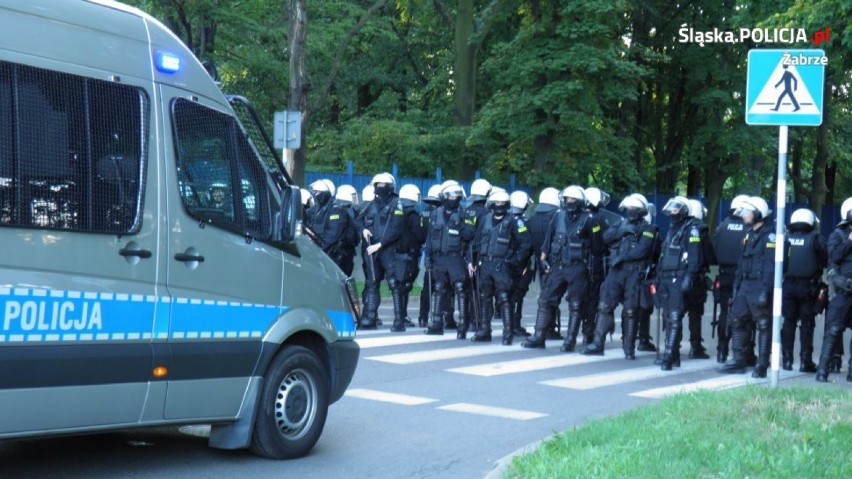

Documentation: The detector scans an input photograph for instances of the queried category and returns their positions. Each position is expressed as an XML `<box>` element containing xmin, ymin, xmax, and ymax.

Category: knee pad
<box><xmin>387</xmin><ymin>278</ymin><xmax>399</xmax><ymax>291</ymax></box>
<box><xmin>453</xmin><ymin>281</ymin><xmax>466</xmax><ymax>295</ymax></box>
<box><xmin>597</xmin><ymin>301</ymin><xmax>614</xmax><ymax>315</ymax></box>
<box><xmin>757</xmin><ymin>318</ymin><xmax>771</xmax><ymax>332</ymax></box>
<box><xmin>433</xmin><ymin>281</ymin><xmax>447</xmax><ymax>294</ymax></box>
<box><xmin>497</xmin><ymin>291</ymin><xmax>511</xmax><ymax>305</ymax></box>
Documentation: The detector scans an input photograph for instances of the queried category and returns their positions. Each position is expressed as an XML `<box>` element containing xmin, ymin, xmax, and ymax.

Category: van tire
<box><xmin>250</xmin><ymin>345</ymin><xmax>329</xmax><ymax>459</ymax></box>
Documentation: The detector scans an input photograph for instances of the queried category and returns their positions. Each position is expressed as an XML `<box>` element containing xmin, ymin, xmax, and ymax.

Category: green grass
<box><xmin>505</xmin><ymin>386</ymin><xmax>851</xmax><ymax>479</ymax></box>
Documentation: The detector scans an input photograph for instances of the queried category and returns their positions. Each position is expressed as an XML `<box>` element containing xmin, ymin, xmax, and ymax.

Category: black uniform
<box><xmin>782</xmin><ymin>225</ymin><xmax>827</xmax><ymax>372</ymax></box>
<box><xmin>508</xmin><ymin>208</ymin><xmax>536</xmax><ymax>338</ymax></box>
<box><xmin>582</xmin><ymin>217</ymin><xmax>657</xmax><ymax>357</ymax></box>
<box><xmin>307</xmin><ymin>197</ymin><xmax>359</xmax><ymax>275</ymax></box>
<box><xmin>583</xmin><ymin>207</ymin><xmax>612</xmax><ymax>344</ymax></box>
<box><xmin>332</xmin><ymin>200</ymin><xmax>361</xmax><ymax>276</ymax></box>
<box><xmin>523</xmin><ymin>208</ymin><xmax>601</xmax><ymax>349</ymax></box>
<box><xmin>656</xmin><ymin>216</ymin><xmax>703</xmax><ymax>369</ymax></box>
<box><xmin>636</xmin><ymin>223</ymin><xmax>663</xmax><ymax>351</ymax></box>
<box><xmin>470</xmin><ymin>211</ymin><xmax>532</xmax><ymax>344</ymax></box>
<box><xmin>684</xmin><ymin>218</ymin><xmax>716</xmax><ymax>359</ymax></box>
<box><xmin>720</xmin><ymin>221</ymin><xmax>776</xmax><ymax>377</ymax></box>
<box><xmin>425</xmin><ymin>204</ymin><xmax>475</xmax><ymax>336</ymax></box>
<box><xmin>356</xmin><ymin>192</ymin><xmax>405</xmax><ymax>329</ymax></box>
<box><xmin>712</xmin><ymin>214</ymin><xmax>747</xmax><ymax>363</ymax></box>
<box><xmin>527</xmin><ymin>204</ymin><xmax>561</xmax><ymax>339</ymax></box>
<box><xmin>392</xmin><ymin>202</ymin><xmax>428</xmax><ymax>330</ymax></box>
<box><xmin>464</xmin><ymin>200</ymin><xmax>489</xmax><ymax>331</ymax></box>
<box><xmin>815</xmin><ymin>224</ymin><xmax>852</xmax><ymax>382</ymax></box>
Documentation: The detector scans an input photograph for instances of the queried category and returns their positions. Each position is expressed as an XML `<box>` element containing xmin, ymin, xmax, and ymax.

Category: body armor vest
<box><xmin>550</xmin><ymin>211</ymin><xmax>588</xmax><ymax>263</ymax></box>
<box><xmin>715</xmin><ymin>217</ymin><xmax>746</xmax><ymax>266</ymax></box>
<box><xmin>478</xmin><ymin>214</ymin><xmax>511</xmax><ymax>259</ymax></box>
<box><xmin>659</xmin><ymin>223</ymin><xmax>688</xmax><ymax>273</ymax></box>
<box><xmin>740</xmin><ymin>226</ymin><xmax>772</xmax><ymax>280</ymax></box>
<box><xmin>430</xmin><ymin>208</ymin><xmax>464</xmax><ymax>254</ymax></box>
<box><xmin>364</xmin><ymin>198</ymin><xmax>396</xmax><ymax>239</ymax></box>
<box><xmin>786</xmin><ymin>231</ymin><xmax>820</xmax><ymax>279</ymax></box>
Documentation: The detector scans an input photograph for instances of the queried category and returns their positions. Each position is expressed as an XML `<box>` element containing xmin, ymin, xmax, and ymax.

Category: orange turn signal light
<box><xmin>153</xmin><ymin>366</ymin><xmax>168</xmax><ymax>378</ymax></box>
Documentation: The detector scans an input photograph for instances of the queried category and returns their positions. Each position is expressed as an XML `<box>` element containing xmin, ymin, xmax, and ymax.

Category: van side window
<box><xmin>0</xmin><ymin>61</ymin><xmax>148</xmax><ymax>233</ymax></box>
<box><xmin>172</xmin><ymin>99</ymin><xmax>271</xmax><ymax>238</ymax></box>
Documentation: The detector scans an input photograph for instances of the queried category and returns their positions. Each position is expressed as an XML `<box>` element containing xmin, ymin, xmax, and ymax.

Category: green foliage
<box><xmin>506</xmin><ymin>386</ymin><xmax>852</xmax><ymax>479</ymax></box>
<box><xmin>121</xmin><ymin>0</ymin><xmax>851</xmax><ymax>207</ymax></box>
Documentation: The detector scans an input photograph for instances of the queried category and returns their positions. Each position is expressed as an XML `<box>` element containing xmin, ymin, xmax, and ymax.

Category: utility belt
<box><xmin>480</xmin><ymin>255</ymin><xmax>509</xmax><ymax>263</ymax></box>
<box><xmin>658</xmin><ymin>270</ymin><xmax>684</xmax><ymax>279</ymax></box>
<box><xmin>433</xmin><ymin>251</ymin><xmax>463</xmax><ymax>258</ymax></box>
<box><xmin>552</xmin><ymin>258</ymin><xmax>586</xmax><ymax>266</ymax></box>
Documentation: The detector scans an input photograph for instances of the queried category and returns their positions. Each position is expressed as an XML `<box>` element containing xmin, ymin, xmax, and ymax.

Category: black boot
<box><xmin>687</xmin><ymin>310</ymin><xmax>708</xmax><ymax>359</ymax></box>
<box><xmin>716</xmin><ymin>316</ymin><xmax>730</xmax><ymax>364</ymax></box>
<box><xmin>751</xmin><ymin>319</ymin><xmax>772</xmax><ymax>378</ymax></box>
<box><xmin>661</xmin><ymin>312</ymin><xmax>681</xmax><ymax>371</ymax></box>
<box><xmin>560</xmin><ymin>309</ymin><xmax>582</xmax><ymax>353</ymax></box>
<box><xmin>636</xmin><ymin>308</ymin><xmax>657</xmax><ymax>352</ymax></box>
<box><xmin>815</xmin><ymin>323</ymin><xmax>844</xmax><ymax>382</ymax></box>
<box><xmin>581</xmin><ymin>309</ymin><xmax>613</xmax><ymax>356</ymax></box>
<box><xmin>781</xmin><ymin>318</ymin><xmax>796</xmax><ymax>370</ymax></box>
<box><xmin>547</xmin><ymin>307</ymin><xmax>564</xmax><ymax>340</ymax></box>
<box><xmin>798</xmin><ymin>317</ymin><xmax>817</xmax><ymax>372</ymax></box>
<box><xmin>359</xmin><ymin>282</ymin><xmax>380</xmax><ymax>330</ymax></box>
<box><xmin>512</xmin><ymin>298</ymin><xmax>530</xmax><ymax>337</ymax></box>
<box><xmin>472</xmin><ymin>294</ymin><xmax>493</xmax><ymax>343</ymax></box>
<box><xmin>455</xmin><ymin>285</ymin><xmax>470</xmax><ymax>339</ymax></box>
<box><xmin>500</xmin><ymin>293</ymin><xmax>514</xmax><ymax>345</ymax></box>
<box><xmin>622</xmin><ymin>309</ymin><xmax>638</xmax><ymax>360</ymax></box>
<box><xmin>521</xmin><ymin>306</ymin><xmax>552</xmax><ymax>349</ymax></box>
<box><xmin>719</xmin><ymin>323</ymin><xmax>747</xmax><ymax>374</ymax></box>
<box><xmin>390</xmin><ymin>284</ymin><xmax>406</xmax><ymax>332</ymax></box>
<box><xmin>418</xmin><ymin>277</ymin><xmax>430</xmax><ymax>327</ymax></box>
<box><xmin>424</xmin><ymin>288</ymin><xmax>445</xmax><ymax>335</ymax></box>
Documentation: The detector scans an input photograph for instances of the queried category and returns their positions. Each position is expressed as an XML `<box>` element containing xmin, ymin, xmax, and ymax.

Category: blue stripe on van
<box><xmin>326</xmin><ymin>310</ymin><xmax>356</xmax><ymax>338</ymax></box>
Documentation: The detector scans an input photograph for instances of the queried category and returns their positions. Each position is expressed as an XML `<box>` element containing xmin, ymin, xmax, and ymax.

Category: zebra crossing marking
<box><xmin>541</xmin><ymin>359</ymin><xmax>719</xmax><ymax>390</ymax></box>
<box><xmin>437</xmin><ymin>403</ymin><xmax>548</xmax><ymax>421</ymax></box>
<box><xmin>367</xmin><ymin>343</ymin><xmax>525</xmax><ymax>364</ymax></box>
<box><xmin>356</xmin><ymin>334</ymin><xmax>457</xmax><ymax>349</ymax></box>
<box><xmin>448</xmin><ymin>350</ymin><xmax>654</xmax><ymax>377</ymax></box>
<box><xmin>629</xmin><ymin>370</ymin><xmax>808</xmax><ymax>398</ymax></box>
<box><xmin>344</xmin><ymin>388</ymin><xmax>439</xmax><ymax>405</ymax></box>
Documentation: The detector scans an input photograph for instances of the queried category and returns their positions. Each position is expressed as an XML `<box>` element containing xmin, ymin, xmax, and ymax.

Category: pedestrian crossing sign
<box><xmin>746</xmin><ymin>49</ymin><xmax>825</xmax><ymax>126</ymax></box>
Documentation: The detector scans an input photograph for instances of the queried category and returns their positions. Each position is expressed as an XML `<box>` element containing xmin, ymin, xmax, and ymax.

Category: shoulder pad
<box><xmin>690</xmin><ymin>227</ymin><xmax>700</xmax><ymax>237</ymax></box>
<box><xmin>517</xmin><ymin>218</ymin><xmax>525</xmax><ymax>228</ymax></box>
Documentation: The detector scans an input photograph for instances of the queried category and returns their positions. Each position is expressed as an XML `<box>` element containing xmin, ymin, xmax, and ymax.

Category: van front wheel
<box><xmin>250</xmin><ymin>345</ymin><xmax>329</xmax><ymax>459</ymax></box>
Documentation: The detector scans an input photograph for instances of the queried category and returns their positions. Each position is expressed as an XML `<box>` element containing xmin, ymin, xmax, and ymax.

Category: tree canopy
<box><xmin>125</xmin><ymin>0</ymin><xmax>851</xmax><ymax>225</ymax></box>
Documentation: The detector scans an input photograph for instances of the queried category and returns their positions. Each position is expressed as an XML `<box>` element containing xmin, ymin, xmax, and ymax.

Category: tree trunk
<box><xmin>810</xmin><ymin>79</ymin><xmax>830</xmax><ymax>212</ymax></box>
<box><xmin>287</xmin><ymin>0</ymin><xmax>308</xmax><ymax>185</ymax></box>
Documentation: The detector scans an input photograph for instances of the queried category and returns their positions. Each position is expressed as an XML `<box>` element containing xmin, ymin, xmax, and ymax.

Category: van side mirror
<box><xmin>281</xmin><ymin>185</ymin><xmax>303</xmax><ymax>242</ymax></box>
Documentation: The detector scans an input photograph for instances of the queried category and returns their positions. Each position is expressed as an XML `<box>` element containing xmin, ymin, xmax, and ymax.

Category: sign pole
<box><xmin>770</xmin><ymin>125</ymin><xmax>788</xmax><ymax>388</ymax></box>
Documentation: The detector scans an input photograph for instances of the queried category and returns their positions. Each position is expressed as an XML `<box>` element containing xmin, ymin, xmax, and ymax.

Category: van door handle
<box><xmin>119</xmin><ymin>247</ymin><xmax>152</xmax><ymax>259</ymax></box>
<box><xmin>174</xmin><ymin>252</ymin><xmax>205</xmax><ymax>263</ymax></box>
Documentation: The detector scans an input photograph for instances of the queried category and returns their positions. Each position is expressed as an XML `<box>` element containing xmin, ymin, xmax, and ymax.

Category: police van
<box><xmin>0</xmin><ymin>0</ymin><xmax>359</xmax><ymax>459</ymax></box>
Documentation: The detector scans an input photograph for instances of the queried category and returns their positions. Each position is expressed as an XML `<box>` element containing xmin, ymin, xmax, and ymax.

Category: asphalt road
<box><xmin>2</xmin><ymin>290</ymin><xmax>849</xmax><ymax>479</ymax></box>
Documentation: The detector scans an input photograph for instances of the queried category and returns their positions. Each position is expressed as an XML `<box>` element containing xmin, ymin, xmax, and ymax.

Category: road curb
<box><xmin>484</xmin><ymin>433</ymin><xmax>558</xmax><ymax>479</ymax></box>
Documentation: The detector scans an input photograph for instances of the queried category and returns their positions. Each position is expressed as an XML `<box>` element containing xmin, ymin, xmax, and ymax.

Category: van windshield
<box><xmin>227</xmin><ymin>95</ymin><xmax>290</xmax><ymax>189</ymax></box>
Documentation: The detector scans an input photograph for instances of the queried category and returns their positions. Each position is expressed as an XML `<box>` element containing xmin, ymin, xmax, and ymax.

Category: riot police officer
<box><xmin>525</xmin><ymin>187</ymin><xmax>561</xmax><ymax>338</ymax></box>
<box><xmin>332</xmin><ymin>184</ymin><xmax>360</xmax><ymax>276</ymax></box>
<box><xmin>465</xmin><ymin>178</ymin><xmax>492</xmax><ymax>331</ymax></box>
<box><xmin>815</xmin><ymin>197</ymin><xmax>852</xmax><ymax>382</ymax></box>
<box><xmin>582</xmin><ymin>195</ymin><xmax>656</xmax><ymax>357</ymax></box>
<box><xmin>470</xmin><ymin>190</ymin><xmax>532</xmax><ymax>344</ymax></box>
<box><xmin>583</xmin><ymin>187</ymin><xmax>613</xmax><ymax>345</ymax></box>
<box><xmin>684</xmin><ymin>199</ymin><xmax>715</xmax><ymax>360</ymax></box>
<box><xmin>782</xmin><ymin>208</ymin><xmax>827</xmax><ymax>372</ymax></box>
<box><xmin>719</xmin><ymin>196</ymin><xmax>776</xmax><ymax>377</ymax></box>
<box><xmin>655</xmin><ymin>196</ymin><xmax>703</xmax><ymax>370</ymax></box>
<box><xmin>418</xmin><ymin>184</ymin><xmax>444</xmax><ymax>327</ymax></box>
<box><xmin>508</xmin><ymin>190</ymin><xmax>536</xmax><ymax>338</ymax></box>
<box><xmin>523</xmin><ymin>186</ymin><xmax>601</xmax><ymax>350</ymax></box>
<box><xmin>356</xmin><ymin>173</ymin><xmax>406</xmax><ymax>330</ymax></box>
<box><xmin>425</xmin><ymin>182</ymin><xmax>474</xmax><ymax>337</ymax></box>
<box><xmin>394</xmin><ymin>184</ymin><xmax>428</xmax><ymax>331</ymax></box>
<box><xmin>307</xmin><ymin>179</ymin><xmax>359</xmax><ymax>275</ymax></box>
<box><xmin>712</xmin><ymin>195</ymin><xmax>749</xmax><ymax>363</ymax></box>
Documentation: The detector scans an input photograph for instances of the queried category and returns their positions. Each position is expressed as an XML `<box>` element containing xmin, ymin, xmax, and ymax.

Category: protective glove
<box><xmin>757</xmin><ymin>291</ymin><xmax>769</xmax><ymax>308</ymax></box>
<box><xmin>680</xmin><ymin>274</ymin><xmax>693</xmax><ymax>294</ymax></box>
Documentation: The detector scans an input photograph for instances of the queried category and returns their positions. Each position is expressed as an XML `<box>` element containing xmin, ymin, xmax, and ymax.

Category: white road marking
<box><xmin>629</xmin><ymin>370</ymin><xmax>808</xmax><ymax>398</ymax></box>
<box><xmin>437</xmin><ymin>403</ymin><xmax>548</xmax><ymax>421</ymax></box>
<box><xmin>367</xmin><ymin>344</ymin><xmax>524</xmax><ymax>364</ymax></box>
<box><xmin>344</xmin><ymin>388</ymin><xmax>438</xmax><ymax>406</ymax></box>
<box><xmin>356</xmin><ymin>334</ymin><xmax>457</xmax><ymax>349</ymax></box>
<box><xmin>449</xmin><ymin>351</ymin><xmax>654</xmax><ymax>377</ymax></box>
<box><xmin>541</xmin><ymin>359</ymin><xmax>719</xmax><ymax>390</ymax></box>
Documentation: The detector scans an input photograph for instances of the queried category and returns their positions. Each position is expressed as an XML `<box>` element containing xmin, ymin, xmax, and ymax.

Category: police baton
<box><xmin>470</xmin><ymin>264</ymin><xmax>482</xmax><ymax>331</ymax></box>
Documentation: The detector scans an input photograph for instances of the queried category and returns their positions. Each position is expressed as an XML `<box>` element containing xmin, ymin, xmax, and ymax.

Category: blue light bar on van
<box><xmin>155</xmin><ymin>51</ymin><xmax>181</xmax><ymax>73</ymax></box>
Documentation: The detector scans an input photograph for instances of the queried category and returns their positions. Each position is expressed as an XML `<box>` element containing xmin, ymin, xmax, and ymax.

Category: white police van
<box><xmin>0</xmin><ymin>0</ymin><xmax>359</xmax><ymax>459</ymax></box>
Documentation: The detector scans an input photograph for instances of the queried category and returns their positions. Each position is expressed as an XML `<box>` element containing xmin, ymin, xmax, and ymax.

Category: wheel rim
<box><xmin>274</xmin><ymin>367</ymin><xmax>318</xmax><ymax>440</ymax></box>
